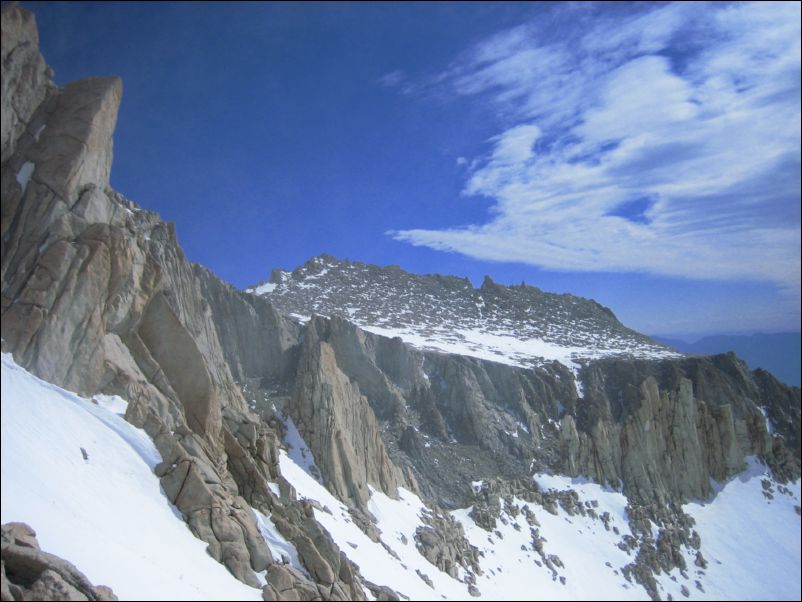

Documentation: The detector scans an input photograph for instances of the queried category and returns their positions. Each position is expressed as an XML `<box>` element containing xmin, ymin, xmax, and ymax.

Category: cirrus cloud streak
<box><xmin>391</xmin><ymin>2</ymin><xmax>801</xmax><ymax>309</ymax></box>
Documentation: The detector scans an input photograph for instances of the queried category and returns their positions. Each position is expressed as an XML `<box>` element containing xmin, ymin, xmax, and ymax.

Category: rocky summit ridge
<box><xmin>247</xmin><ymin>254</ymin><xmax>679</xmax><ymax>375</ymax></box>
<box><xmin>1</xmin><ymin>4</ymin><xmax>800</xmax><ymax>601</ymax></box>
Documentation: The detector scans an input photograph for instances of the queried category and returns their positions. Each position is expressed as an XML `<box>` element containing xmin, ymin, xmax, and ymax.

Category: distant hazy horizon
<box><xmin>651</xmin><ymin>330</ymin><xmax>801</xmax><ymax>344</ymax></box>
<box><xmin>653</xmin><ymin>332</ymin><xmax>801</xmax><ymax>387</ymax></box>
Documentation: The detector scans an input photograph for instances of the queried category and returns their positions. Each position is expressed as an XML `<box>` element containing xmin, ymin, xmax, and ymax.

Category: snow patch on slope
<box><xmin>278</xmin><ymin>441</ymin><xmax>644</xmax><ymax>600</ymax></box>
<box><xmin>0</xmin><ymin>353</ymin><xmax>262</xmax><ymax>601</ymax></box>
<box><xmin>252</xmin><ymin>507</ymin><xmax>307</xmax><ymax>576</ymax></box>
<box><xmin>92</xmin><ymin>393</ymin><xmax>128</xmax><ymax>416</ymax></box>
<box><xmin>454</xmin><ymin>476</ymin><xmax>643</xmax><ymax>601</ymax></box>
<box><xmin>674</xmin><ymin>457</ymin><xmax>800</xmax><ymax>601</ymax></box>
<box><xmin>362</xmin><ymin>324</ymin><xmax>608</xmax><ymax>373</ymax></box>
<box><xmin>246</xmin><ymin>281</ymin><xmax>277</xmax><ymax>295</ymax></box>
<box><xmin>278</xmin><ymin>451</ymin><xmax>474</xmax><ymax>600</ymax></box>
<box><xmin>15</xmin><ymin>161</ymin><xmax>35</xmax><ymax>194</ymax></box>
<box><xmin>274</xmin><ymin>406</ymin><xmax>321</xmax><ymax>482</ymax></box>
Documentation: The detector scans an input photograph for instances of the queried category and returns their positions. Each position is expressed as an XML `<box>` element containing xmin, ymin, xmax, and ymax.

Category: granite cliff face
<box><xmin>1</xmin><ymin>5</ymin><xmax>799</xmax><ymax>601</ymax></box>
<box><xmin>1</xmin><ymin>6</ymin><xmax>366</xmax><ymax>599</ymax></box>
<box><xmin>228</xmin><ymin>312</ymin><xmax>798</xmax><ymax>510</ymax></box>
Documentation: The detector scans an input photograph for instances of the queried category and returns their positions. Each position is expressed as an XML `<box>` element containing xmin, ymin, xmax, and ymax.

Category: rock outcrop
<box><xmin>244</xmin><ymin>311</ymin><xmax>800</xmax><ymax>508</ymax></box>
<box><xmin>0</xmin><ymin>4</ymin><xmax>52</xmax><ymax>165</ymax></box>
<box><xmin>564</xmin><ymin>354</ymin><xmax>799</xmax><ymax>502</ymax></box>
<box><xmin>0</xmin><ymin>522</ymin><xmax>117</xmax><ymax>601</ymax></box>
<box><xmin>0</xmin><ymin>5</ymin><xmax>370</xmax><ymax>596</ymax></box>
<box><xmin>258</xmin><ymin>501</ymin><xmax>367</xmax><ymax>601</ymax></box>
<box><xmin>291</xmin><ymin>317</ymin><xmax>415</xmax><ymax>508</ymax></box>
<box><xmin>1</xmin><ymin>76</ymin><xmax>272</xmax><ymax>577</ymax></box>
<box><xmin>346</xmin><ymin>327</ymin><xmax>797</xmax><ymax>506</ymax></box>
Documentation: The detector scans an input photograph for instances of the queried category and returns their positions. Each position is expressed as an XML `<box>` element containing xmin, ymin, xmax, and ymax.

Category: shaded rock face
<box><xmin>0</xmin><ymin>522</ymin><xmax>117</xmax><ymax>601</ymax></box>
<box><xmin>290</xmin><ymin>317</ymin><xmax>413</xmax><ymax>508</ymax></box>
<box><xmin>273</xmin><ymin>315</ymin><xmax>579</xmax><ymax>508</ymax></box>
<box><xmin>266</xmin><ymin>314</ymin><xmax>799</xmax><ymax>508</ymax></box>
<box><xmin>567</xmin><ymin>355</ymin><xmax>800</xmax><ymax>502</ymax></box>
<box><xmin>194</xmin><ymin>271</ymin><xmax>414</xmax><ymax>512</ymax></box>
<box><xmin>194</xmin><ymin>264</ymin><xmax>301</xmax><ymax>387</ymax></box>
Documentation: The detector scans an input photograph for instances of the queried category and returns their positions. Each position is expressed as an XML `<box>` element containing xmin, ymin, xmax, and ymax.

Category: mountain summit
<box><xmin>247</xmin><ymin>254</ymin><xmax>678</xmax><ymax>379</ymax></box>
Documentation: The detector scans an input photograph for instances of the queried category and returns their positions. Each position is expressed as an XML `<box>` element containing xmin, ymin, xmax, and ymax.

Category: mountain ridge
<box><xmin>1</xmin><ymin>5</ymin><xmax>799</xmax><ymax>601</ymax></box>
<box><xmin>246</xmin><ymin>254</ymin><xmax>680</xmax><ymax>381</ymax></box>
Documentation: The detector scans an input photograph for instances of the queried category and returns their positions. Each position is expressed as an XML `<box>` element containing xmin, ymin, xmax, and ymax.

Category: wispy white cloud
<box><xmin>378</xmin><ymin>69</ymin><xmax>418</xmax><ymax>95</ymax></box>
<box><xmin>379</xmin><ymin>69</ymin><xmax>406</xmax><ymax>88</ymax></box>
<box><xmin>391</xmin><ymin>2</ymin><xmax>801</xmax><ymax>311</ymax></box>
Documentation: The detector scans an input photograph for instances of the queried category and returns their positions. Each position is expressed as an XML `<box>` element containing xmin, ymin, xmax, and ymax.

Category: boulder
<box><xmin>0</xmin><ymin>522</ymin><xmax>117</xmax><ymax>601</ymax></box>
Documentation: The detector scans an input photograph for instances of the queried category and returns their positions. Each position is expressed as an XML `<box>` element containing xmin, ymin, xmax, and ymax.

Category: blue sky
<box><xmin>28</xmin><ymin>1</ymin><xmax>800</xmax><ymax>339</ymax></box>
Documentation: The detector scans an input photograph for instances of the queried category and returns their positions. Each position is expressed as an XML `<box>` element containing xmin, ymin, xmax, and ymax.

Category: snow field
<box><xmin>1</xmin><ymin>353</ymin><xmax>262</xmax><ymax>601</ymax></box>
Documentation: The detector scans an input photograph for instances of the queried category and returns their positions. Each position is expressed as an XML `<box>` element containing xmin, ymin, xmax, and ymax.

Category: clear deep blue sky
<box><xmin>28</xmin><ymin>1</ymin><xmax>801</xmax><ymax>339</ymax></box>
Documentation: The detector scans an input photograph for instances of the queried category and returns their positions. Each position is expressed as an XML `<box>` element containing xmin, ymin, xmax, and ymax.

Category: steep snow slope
<box><xmin>475</xmin><ymin>470</ymin><xmax>800</xmax><ymax>602</ymax></box>
<box><xmin>248</xmin><ymin>255</ymin><xmax>680</xmax><ymax>373</ymax></box>
<box><xmin>274</xmin><ymin>411</ymin><xmax>801</xmax><ymax>601</ymax></box>
<box><xmin>679</xmin><ymin>458</ymin><xmax>801</xmax><ymax>601</ymax></box>
<box><xmin>0</xmin><ymin>353</ymin><xmax>263</xmax><ymax>601</ymax></box>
